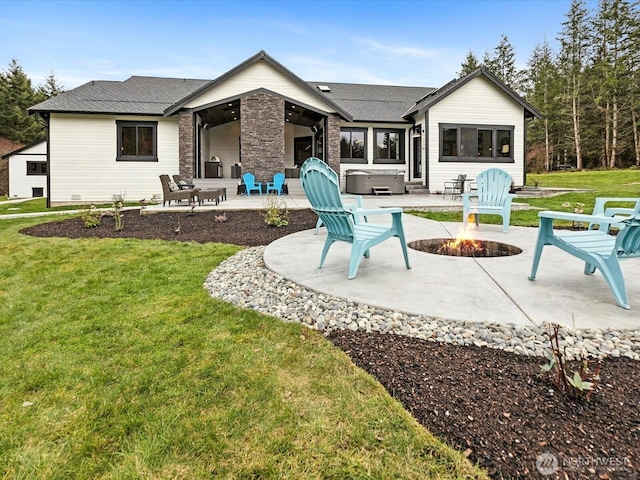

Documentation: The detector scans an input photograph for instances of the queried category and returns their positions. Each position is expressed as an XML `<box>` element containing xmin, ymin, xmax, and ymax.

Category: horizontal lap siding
<box><xmin>8</xmin><ymin>142</ymin><xmax>47</xmax><ymax>198</ymax></box>
<box><xmin>185</xmin><ymin>62</ymin><xmax>334</xmax><ymax>113</ymax></box>
<box><xmin>427</xmin><ymin>77</ymin><xmax>525</xmax><ymax>191</ymax></box>
<box><xmin>50</xmin><ymin>114</ymin><xmax>179</xmax><ymax>204</ymax></box>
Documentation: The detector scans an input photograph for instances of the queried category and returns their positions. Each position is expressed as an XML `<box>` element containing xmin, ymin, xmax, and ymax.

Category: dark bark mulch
<box><xmin>21</xmin><ymin>209</ymin><xmax>640</xmax><ymax>479</ymax></box>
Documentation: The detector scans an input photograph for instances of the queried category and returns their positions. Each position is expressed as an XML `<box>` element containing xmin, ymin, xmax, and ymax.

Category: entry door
<box><xmin>413</xmin><ymin>136</ymin><xmax>422</xmax><ymax>179</ymax></box>
<box><xmin>294</xmin><ymin>136</ymin><xmax>313</xmax><ymax>166</ymax></box>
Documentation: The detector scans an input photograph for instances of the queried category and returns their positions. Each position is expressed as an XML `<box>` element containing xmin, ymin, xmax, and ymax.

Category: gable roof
<box><xmin>164</xmin><ymin>50</ymin><xmax>353</xmax><ymax>120</ymax></box>
<box><xmin>1</xmin><ymin>139</ymin><xmax>45</xmax><ymax>159</ymax></box>
<box><xmin>29</xmin><ymin>76</ymin><xmax>210</xmax><ymax>115</ymax></box>
<box><xmin>309</xmin><ymin>82</ymin><xmax>434</xmax><ymax>123</ymax></box>
<box><xmin>403</xmin><ymin>67</ymin><xmax>542</xmax><ymax>119</ymax></box>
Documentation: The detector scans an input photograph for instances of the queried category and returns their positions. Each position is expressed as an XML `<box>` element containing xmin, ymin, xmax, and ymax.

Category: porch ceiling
<box><xmin>199</xmin><ymin>99</ymin><xmax>324</xmax><ymax>129</ymax></box>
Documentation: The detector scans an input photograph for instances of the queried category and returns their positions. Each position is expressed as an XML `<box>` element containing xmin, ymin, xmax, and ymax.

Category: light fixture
<box><xmin>501</xmin><ymin>144</ymin><xmax>510</xmax><ymax>154</ymax></box>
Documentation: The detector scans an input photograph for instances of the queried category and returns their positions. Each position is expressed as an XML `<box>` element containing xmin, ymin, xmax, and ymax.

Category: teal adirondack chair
<box><xmin>266</xmin><ymin>173</ymin><xmax>285</xmax><ymax>195</ymax></box>
<box><xmin>529</xmin><ymin>198</ymin><xmax>640</xmax><ymax>309</ymax></box>
<box><xmin>242</xmin><ymin>173</ymin><xmax>262</xmax><ymax>196</ymax></box>
<box><xmin>462</xmin><ymin>168</ymin><xmax>515</xmax><ymax>233</ymax></box>
<box><xmin>300</xmin><ymin>157</ymin><xmax>411</xmax><ymax>279</ymax></box>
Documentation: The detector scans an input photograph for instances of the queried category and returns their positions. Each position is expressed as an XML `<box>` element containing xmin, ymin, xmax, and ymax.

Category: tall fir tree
<box><xmin>458</xmin><ymin>50</ymin><xmax>481</xmax><ymax>77</ymax></box>
<box><xmin>482</xmin><ymin>34</ymin><xmax>523</xmax><ymax>93</ymax></box>
<box><xmin>557</xmin><ymin>0</ymin><xmax>591</xmax><ymax>169</ymax></box>
<box><xmin>0</xmin><ymin>59</ymin><xmax>45</xmax><ymax>144</ymax></box>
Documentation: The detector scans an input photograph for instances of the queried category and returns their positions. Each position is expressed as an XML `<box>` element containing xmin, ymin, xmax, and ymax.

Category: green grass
<box><xmin>0</xmin><ymin>198</ymin><xmax>139</xmax><ymax>216</ymax></box>
<box><xmin>410</xmin><ymin>169</ymin><xmax>640</xmax><ymax>226</ymax></box>
<box><xmin>0</xmin><ymin>216</ymin><xmax>487</xmax><ymax>479</ymax></box>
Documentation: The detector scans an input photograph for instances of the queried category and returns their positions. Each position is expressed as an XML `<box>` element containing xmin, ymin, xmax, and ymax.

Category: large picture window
<box><xmin>440</xmin><ymin>124</ymin><xmax>514</xmax><ymax>162</ymax></box>
<box><xmin>374</xmin><ymin>128</ymin><xmax>405</xmax><ymax>164</ymax></box>
<box><xmin>340</xmin><ymin>128</ymin><xmax>367</xmax><ymax>163</ymax></box>
<box><xmin>116</xmin><ymin>121</ymin><xmax>157</xmax><ymax>161</ymax></box>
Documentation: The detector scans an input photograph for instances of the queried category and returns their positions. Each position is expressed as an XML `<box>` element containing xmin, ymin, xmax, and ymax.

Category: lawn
<box><xmin>410</xmin><ymin>169</ymin><xmax>640</xmax><ymax>226</ymax></box>
<box><xmin>0</xmin><ymin>216</ymin><xmax>487</xmax><ymax>479</ymax></box>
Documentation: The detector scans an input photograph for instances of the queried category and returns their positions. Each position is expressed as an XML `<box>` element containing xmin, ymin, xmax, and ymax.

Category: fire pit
<box><xmin>408</xmin><ymin>238</ymin><xmax>522</xmax><ymax>257</ymax></box>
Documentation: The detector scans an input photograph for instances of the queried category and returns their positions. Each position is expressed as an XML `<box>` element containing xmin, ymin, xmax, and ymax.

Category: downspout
<box><xmin>425</xmin><ymin>110</ymin><xmax>429</xmax><ymax>191</ymax></box>
<box><xmin>44</xmin><ymin>113</ymin><xmax>51</xmax><ymax>208</ymax></box>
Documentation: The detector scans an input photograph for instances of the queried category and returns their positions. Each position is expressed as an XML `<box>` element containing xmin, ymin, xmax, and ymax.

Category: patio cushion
<box><xmin>168</xmin><ymin>181</ymin><xmax>180</xmax><ymax>192</ymax></box>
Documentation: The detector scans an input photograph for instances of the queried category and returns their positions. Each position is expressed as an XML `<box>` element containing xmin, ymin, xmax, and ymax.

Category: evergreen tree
<box><xmin>0</xmin><ymin>59</ymin><xmax>44</xmax><ymax>144</ymax></box>
<box><xmin>525</xmin><ymin>39</ymin><xmax>561</xmax><ymax>171</ymax></box>
<box><xmin>482</xmin><ymin>34</ymin><xmax>523</xmax><ymax>93</ymax></box>
<box><xmin>557</xmin><ymin>0</ymin><xmax>591</xmax><ymax>169</ymax></box>
<box><xmin>458</xmin><ymin>50</ymin><xmax>481</xmax><ymax>76</ymax></box>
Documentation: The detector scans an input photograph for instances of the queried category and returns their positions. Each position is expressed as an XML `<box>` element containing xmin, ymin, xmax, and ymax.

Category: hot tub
<box><xmin>345</xmin><ymin>169</ymin><xmax>405</xmax><ymax>195</ymax></box>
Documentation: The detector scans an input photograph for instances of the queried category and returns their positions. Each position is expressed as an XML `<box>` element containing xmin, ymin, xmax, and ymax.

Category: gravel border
<box><xmin>204</xmin><ymin>246</ymin><xmax>640</xmax><ymax>361</ymax></box>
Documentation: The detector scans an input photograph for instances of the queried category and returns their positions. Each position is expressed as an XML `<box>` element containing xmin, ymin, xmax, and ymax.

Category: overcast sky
<box><xmin>1</xmin><ymin>0</ymin><xmax>597</xmax><ymax>90</ymax></box>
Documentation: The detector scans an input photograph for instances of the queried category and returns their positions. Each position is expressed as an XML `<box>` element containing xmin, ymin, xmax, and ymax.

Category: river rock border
<box><xmin>203</xmin><ymin>246</ymin><xmax>640</xmax><ymax>361</ymax></box>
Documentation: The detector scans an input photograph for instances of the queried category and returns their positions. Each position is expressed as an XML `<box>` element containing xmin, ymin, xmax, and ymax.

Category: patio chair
<box><xmin>462</xmin><ymin>168</ymin><xmax>515</xmax><ymax>233</ymax></box>
<box><xmin>159</xmin><ymin>174</ymin><xmax>198</xmax><ymax>206</ymax></box>
<box><xmin>443</xmin><ymin>174</ymin><xmax>466</xmax><ymax>199</ymax></box>
<box><xmin>315</xmin><ymin>194</ymin><xmax>366</xmax><ymax>234</ymax></box>
<box><xmin>300</xmin><ymin>157</ymin><xmax>411</xmax><ymax>279</ymax></box>
<box><xmin>528</xmin><ymin>198</ymin><xmax>640</xmax><ymax>309</ymax></box>
<box><xmin>266</xmin><ymin>172</ymin><xmax>285</xmax><ymax>195</ymax></box>
<box><xmin>242</xmin><ymin>172</ymin><xmax>262</xmax><ymax>196</ymax></box>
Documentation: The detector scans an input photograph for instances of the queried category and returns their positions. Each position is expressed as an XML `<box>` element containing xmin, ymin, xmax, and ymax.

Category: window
<box><xmin>116</xmin><ymin>121</ymin><xmax>157</xmax><ymax>161</ymax></box>
<box><xmin>374</xmin><ymin>128</ymin><xmax>405</xmax><ymax>164</ymax></box>
<box><xmin>26</xmin><ymin>161</ymin><xmax>47</xmax><ymax>175</ymax></box>
<box><xmin>440</xmin><ymin>124</ymin><xmax>514</xmax><ymax>162</ymax></box>
<box><xmin>340</xmin><ymin>128</ymin><xmax>367</xmax><ymax>163</ymax></box>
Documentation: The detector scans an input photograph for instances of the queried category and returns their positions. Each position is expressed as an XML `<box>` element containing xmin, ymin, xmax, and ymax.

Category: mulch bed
<box><xmin>20</xmin><ymin>209</ymin><xmax>640</xmax><ymax>479</ymax></box>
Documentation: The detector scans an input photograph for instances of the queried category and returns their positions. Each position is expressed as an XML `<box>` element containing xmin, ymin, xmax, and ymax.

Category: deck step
<box><xmin>372</xmin><ymin>186</ymin><xmax>393</xmax><ymax>195</ymax></box>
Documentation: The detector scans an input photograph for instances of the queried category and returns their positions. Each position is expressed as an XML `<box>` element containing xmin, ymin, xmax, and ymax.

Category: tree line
<box><xmin>0</xmin><ymin>59</ymin><xmax>63</xmax><ymax>146</ymax></box>
<box><xmin>460</xmin><ymin>0</ymin><xmax>640</xmax><ymax>171</ymax></box>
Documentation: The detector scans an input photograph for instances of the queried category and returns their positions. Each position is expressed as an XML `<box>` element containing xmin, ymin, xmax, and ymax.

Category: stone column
<box><xmin>178</xmin><ymin>111</ymin><xmax>194</xmax><ymax>180</ymax></box>
<box><xmin>326</xmin><ymin>114</ymin><xmax>342</xmax><ymax>174</ymax></box>
<box><xmin>240</xmin><ymin>92</ymin><xmax>285</xmax><ymax>182</ymax></box>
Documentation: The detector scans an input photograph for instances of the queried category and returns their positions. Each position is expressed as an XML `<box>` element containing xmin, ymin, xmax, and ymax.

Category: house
<box><xmin>28</xmin><ymin>50</ymin><xmax>540</xmax><ymax>206</ymax></box>
<box><xmin>0</xmin><ymin>137</ymin><xmax>24</xmax><ymax>196</ymax></box>
<box><xmin>3</xmin><ymin>140</ymin><xmax>47</xmax><ymax>198</ymax></box>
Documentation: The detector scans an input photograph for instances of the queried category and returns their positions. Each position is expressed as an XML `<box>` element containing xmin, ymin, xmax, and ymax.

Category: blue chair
<box><xmin>315</xmin><ymin>194</ymin><xmax>366</xmax><ymax>234</ymax></box>
<box><xmin>266</xmin><ymin>173</ymin><xmax>285</xmax><ymax>195</ymax></box>
<box><xmin>300</xmin><ymin>157</ymin><xmax>411</xmax><ymax>279</ymax></box>
<box><xmin>529</xmin><ymin>198</ymin><xmax>640</xmax><ymax>309</ymax></box>
<box><xmin>242</xmin><ymin>173</ymin><xmax>262</xmax><ymax>196</ymax></box>
<box><xmin>462</xmin><ymin>168</ymin><xmax>515</xmax><ymax>233</ymax></box>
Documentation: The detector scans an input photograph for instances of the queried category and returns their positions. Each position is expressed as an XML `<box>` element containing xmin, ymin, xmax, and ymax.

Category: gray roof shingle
<box><xmin>307</xmin><ymin>82</ymin><xmax>435</xmax><ymax>123</ymax></box>
<box><xmin>29</xmin><ymin>76</ymin><xmax>210</xmax><ymax>115</ymax></box>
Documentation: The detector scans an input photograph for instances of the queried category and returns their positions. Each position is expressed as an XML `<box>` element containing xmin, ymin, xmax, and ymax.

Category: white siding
<box><xmin>185</xmin><ymin>62</ymin><xmax>335</xmax><ymax>113</ymax></box>
<box><xmin>49</xmin><ymin>113</ymin><xmax>179</xmax><ymax>204</ymax></box>
<box><xmin>8</xmin><ymin>141</ymin><xmax>47</xmax><ymax>198</ymax></box>
<box><xmin>337</xmin><ymin>122</ymin><xmax>411</xmax><ymax>186</ymax></box>
<box><xmin>424</xmin><ymin>77</ymin><xmax>525</xmax><ymax>191</ymax></box>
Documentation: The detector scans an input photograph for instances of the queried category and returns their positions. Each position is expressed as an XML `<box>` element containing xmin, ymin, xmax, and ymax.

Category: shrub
<box><xmin>79</xmin><ymin>205</ymin><xmax>101</xmax><ymax>228</ymax></box>
<box><xmin>262</xmin><ymin>197</ymin><xmax>290</xmax><ymax>227</ymax></box>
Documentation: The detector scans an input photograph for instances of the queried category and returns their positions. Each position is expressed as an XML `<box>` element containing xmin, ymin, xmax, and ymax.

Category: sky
<box><xmin>1</xmin><ymin>0</ymin><xmax>598</xmax><ymax>91</ymax></box>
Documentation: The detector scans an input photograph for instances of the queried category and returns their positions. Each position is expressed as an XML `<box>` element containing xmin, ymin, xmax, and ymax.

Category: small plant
<box><xmin>540</xmin><ymin>324</ymin><xmax>601</xmax><ymax>401</ymax></box>
<box><xmin>214</xmin><ymin>213</ymin><xmax>228</xmax><ymax>223</ymax></box>
<box><xmin>562</xmin><ymin>201</ymin><xmax>586</xmax><ymax>228</ymax></box>
<box><xmin>174</xmin><ymin>216</ymin><xmax>181</xmax><ymax>234</ymax></box>
<box><xmin>262</xmin><ymin>197</ymin><xmax>290</xmax><ymax>227</ymax></box>
<box><xmin>139</xmin><ymin>198</ymin><xmax>147</xmax><ymax>209</ymax></box>
<box><xmin>79</xmin><ymin>204</ymin><xmax>101</xmax><ymax>228</ymax></box>
<box><xmin>112</xmin><ymin>194</ymin><xmax>124</xmax><ymax>231</ymax></box>
<box><xmin>533</xmin><ymin>179</ymin><xmax>540</xmax><ymax>188</ymax></box>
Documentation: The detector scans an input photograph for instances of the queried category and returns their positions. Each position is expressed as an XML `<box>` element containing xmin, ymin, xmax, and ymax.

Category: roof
<box><xmin>1</xmin><ymin>139</ymin><xmax>45</xmax><ymax>159</ymax></box>
<box><xmin>403</xmin><ymin>67</ymin><xmax>542</xmax><ymax>119</ymax></box>
<box><xmin>308</xmin><ymin>82</ymin><xmax>434</xmax><ymax>123</ymax></box>
<box><xmin>28</xmin><ymin>54</ymin><xmax>540</xmax><ymax>123</ymax></box>
<box><xmin>29</xmin><ymin>76</ymin><xmax>210</xmax><ymax>115</ymax></box>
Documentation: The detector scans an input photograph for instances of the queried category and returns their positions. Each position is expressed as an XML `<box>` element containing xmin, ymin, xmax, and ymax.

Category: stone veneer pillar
<box><xmin>325</xmin><ymin>114</ymin><xmax>342</xmax><ymax>174</ymax></box>
<box><xmin>178</xmin><ymin>111</ymin><xmax>194</xmax><ymax>180</ymax></box>
<box><xmin>240</xmin><ymin>92</ymin><xmax>285</xmax><ymax>182</ymax></box>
